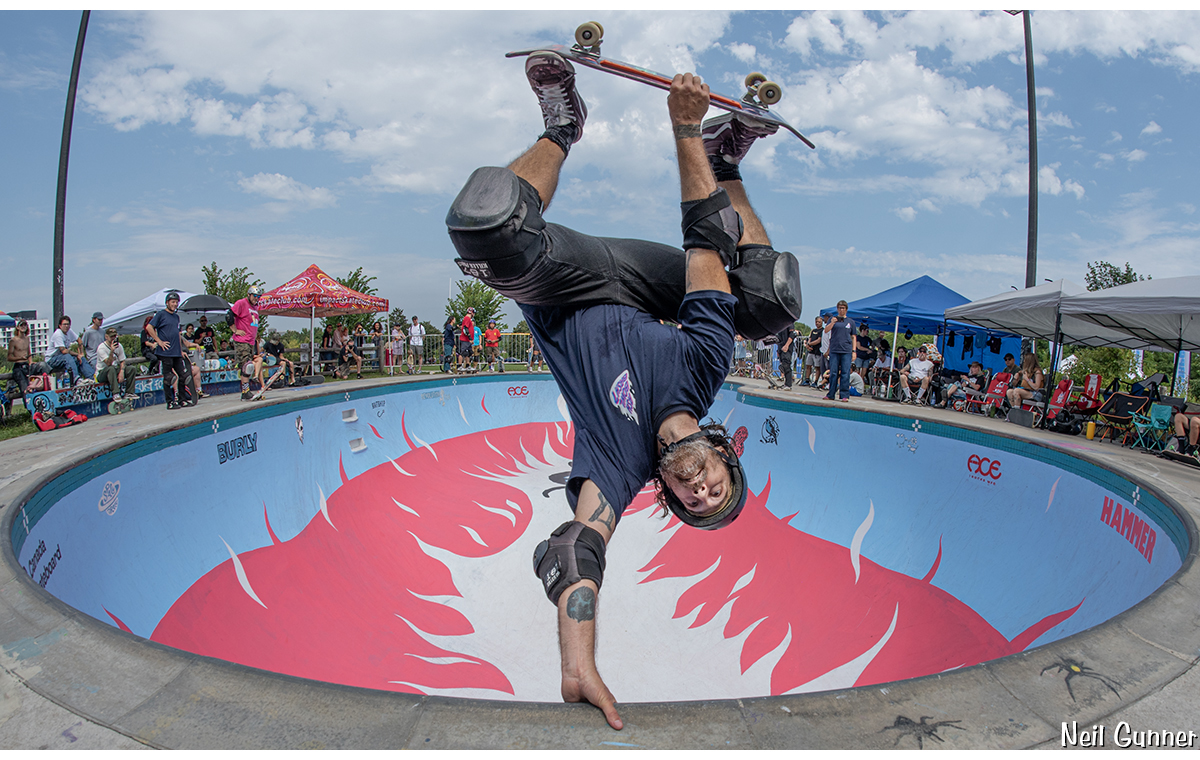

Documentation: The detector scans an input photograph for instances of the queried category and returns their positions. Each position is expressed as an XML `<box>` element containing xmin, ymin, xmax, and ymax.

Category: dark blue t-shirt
<box><xmin>522</xmin><ymin>290</ymin><xmax>736</xmax><ymax>524</ymax></box>
<box><xmin>149</xmin><ymin>309</ymin><xmax>182</xmax><ymax>358</ymax></box>
<box><xmin>828</xmin><ymin>316</ymin><xmax>857</xmax><ymax>353</ymax></box>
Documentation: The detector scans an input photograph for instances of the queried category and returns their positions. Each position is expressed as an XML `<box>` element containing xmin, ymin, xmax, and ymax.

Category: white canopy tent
<box><xmin>102</xmin><ymin>289</ymin><xmax>228</xmax><ymax>335</ymax></box>
<box><xmin>944</xmin><ymin>280</ymin><xmax>1159</xmax><ymax>350</ymax></box>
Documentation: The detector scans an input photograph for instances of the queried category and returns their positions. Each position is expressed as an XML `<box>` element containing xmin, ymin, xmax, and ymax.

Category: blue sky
<box><xmin>2</xmin><ymin>10</ymin><xmax>1198</xmax><ymax>332</ymax></box>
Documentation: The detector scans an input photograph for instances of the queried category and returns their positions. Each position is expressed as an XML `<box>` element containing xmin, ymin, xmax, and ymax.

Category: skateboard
<box><xmin>507</xmin><ymin>22</ymin><xmax>815</xmax><ymax>149</ymax></box>
<box><xmin>108</xmin><ymin>396</ymin><xmax>135</xmax><ymax>415</ymax></box>
<box><xmin>251</xmin><ymin>366</ymin><xmax>289</xmax><ymax>401</ymax></box>
<box><xmin>1159</xmin><ymin>449</ymin><xmax>1200</xmax><ymax>469</ymax></box>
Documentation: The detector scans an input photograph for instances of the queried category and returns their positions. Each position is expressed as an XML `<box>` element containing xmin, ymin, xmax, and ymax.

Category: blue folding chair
<box><xmin>1131</xmin><ymin>403</ymin><xmax>1173</xmax><ymax>451</ymax></box>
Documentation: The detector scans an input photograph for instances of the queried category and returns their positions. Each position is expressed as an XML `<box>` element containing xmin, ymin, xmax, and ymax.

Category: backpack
<box><xmin>1049</xmin><ymin>410</ymin><xmax>1083</xmax><ymax>436</ymax></box>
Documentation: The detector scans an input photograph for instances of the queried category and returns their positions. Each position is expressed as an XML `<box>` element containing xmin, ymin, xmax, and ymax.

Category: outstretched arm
<box><xmin>668</xmin><ymin>74</ymin><xmax>730</xmax><ymax>296</ymax></box>
<box><xmin>555</xmin><ymin>479</ymin><xmax>623</xmax><ymax>730</ymax></box>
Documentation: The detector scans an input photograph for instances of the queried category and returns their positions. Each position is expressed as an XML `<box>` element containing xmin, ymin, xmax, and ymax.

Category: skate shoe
<box><xmin>525</xmin><ymin>51</ymin><xmax>587</xmax><ymax>139</ymax></box>
<box><xmin>702</xmin><ymin>111</ymin><xmax>779</xmax><ymax>167</ymax></box>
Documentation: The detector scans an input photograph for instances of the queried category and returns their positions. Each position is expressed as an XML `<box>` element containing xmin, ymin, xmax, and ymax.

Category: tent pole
<box><xmin>1040</xmin><ymin>311</ymin><xmax>1061</xmax><ymax>428</ymax></box>
<box><xmin>888</xmin><ymin>316</ymin><xmax>900</xmax><ymax>399</ymax></box>
<box><xmin>310</xmin><ymin>306</ymin><xmax>315</xmax><ymax>377</ymax></box>
<box><xmin>1170</xmin><ymin>345</ymin><xmax>1180</xmax><ymax>397</ymax></box>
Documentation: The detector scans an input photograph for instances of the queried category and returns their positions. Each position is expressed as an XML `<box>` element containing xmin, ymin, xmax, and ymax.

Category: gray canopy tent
<box><xmin>1060</xmin><ymin>275</ymin><xmax>1200</xmax><ymax>395</ymax></box>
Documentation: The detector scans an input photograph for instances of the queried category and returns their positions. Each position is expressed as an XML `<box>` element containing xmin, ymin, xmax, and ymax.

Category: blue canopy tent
<box><xmin>819</xmin><ymin>275</ymin><xmax>1021</xmax><ymax>374</ymax></box>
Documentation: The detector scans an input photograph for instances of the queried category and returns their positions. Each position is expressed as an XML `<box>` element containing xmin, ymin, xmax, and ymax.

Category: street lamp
<box><xmin>53</xmin><ymin>10</ymin><xmax>91</xmax><ymax>325</ymax></box>
<box><xmin>1006</xmin><ymin>10</ymin><xmax>1038</xmax><ymax>292</ymax></box>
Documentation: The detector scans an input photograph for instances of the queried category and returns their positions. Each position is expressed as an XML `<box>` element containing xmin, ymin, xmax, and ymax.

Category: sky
<box><xmin>2</xmin><ymin>10</ymin><xmax>1199</xmax><ymax>332</ymax></box>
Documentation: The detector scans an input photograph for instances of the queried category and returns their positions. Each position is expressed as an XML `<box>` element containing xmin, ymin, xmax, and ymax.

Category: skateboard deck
<box><xmin>251</xmin><ymin>367</ymin><xmax>289</xmax><ymax>401</ymax></box>
<box><xmin>1159</xmin><ymin>449</ymin><xmax>1200</xmax><ymax>469</ymax></box>
<box><xmin>507</xmin><ymin>23</ymin><xmax>815</xmax><ymax>149</ymax></box>
<box><xmin>108</xmin><ymin>397</ymin><xmax>134</xmax><ymax>415</ymax></box>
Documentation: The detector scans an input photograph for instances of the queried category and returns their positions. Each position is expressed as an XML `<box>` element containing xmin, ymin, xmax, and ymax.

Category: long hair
<box><xmin>651</xmin><ymin>421</ymin><xmax>733</xmax><ymax>517</ymax></box>
<box><xmin>1022</xmin><ymin>353</ymin><xmax>1041</xmax><ymax>375</ymax></box>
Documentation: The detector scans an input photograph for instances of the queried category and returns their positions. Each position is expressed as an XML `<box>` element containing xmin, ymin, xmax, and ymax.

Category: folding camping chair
<box><xmin>1131</xmin><ymin>403</ymin><xmax>1174</xmax><ymax>451</ymax></box>
<box><xmin>965</xmin><ymin>372</ymin><xmax>1011</xmax><ymax>415</ymax></box>
<box><xmin>1068</xmin><ymin>373</ymin><xmax>1103</xmax><ymax>420</ymax></box>
<box><xmin>1093</xmin><ymin>392</ymin><xmax>1150</xmax><ymax>445</ymax></box>
<box><xmin>1024</xmin><ymin>378</ymin><xmax>1073</xmax><ymax>426</ymax></box>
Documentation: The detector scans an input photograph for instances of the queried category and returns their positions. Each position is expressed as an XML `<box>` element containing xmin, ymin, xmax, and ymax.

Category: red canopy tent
<box><xmin>257</xmin><ymin>264</ymin><xmax>389</xmax><ymax>375</ymax></box>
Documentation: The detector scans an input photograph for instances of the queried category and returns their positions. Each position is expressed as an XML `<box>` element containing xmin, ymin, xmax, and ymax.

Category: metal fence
<box><xmin>375</xmin><ymin>333</ymin><xmax>540</xmax><ymax>373</ymax></box>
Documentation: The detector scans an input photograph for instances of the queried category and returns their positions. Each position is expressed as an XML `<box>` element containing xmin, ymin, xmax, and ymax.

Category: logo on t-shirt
<box><xmin>609</xmin><ymin>369</ymin><xmax>638</xmax><ymax>425</ymax></box>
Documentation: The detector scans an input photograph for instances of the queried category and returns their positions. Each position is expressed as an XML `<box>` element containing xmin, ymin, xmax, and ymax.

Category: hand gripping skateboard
<box><xmin>507</xmin><ymin>21</ymin><xmax>815</xmax><ymax>149</ymax></box>
<box><xmin>251</xmin><ymin>365</ymin><xmax>289</xmax><ymax>402</ymax></box>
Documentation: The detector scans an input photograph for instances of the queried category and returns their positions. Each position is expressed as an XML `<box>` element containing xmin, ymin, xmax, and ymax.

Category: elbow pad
<box><xmin>532</xmin><ymin>521</ymin><xmax>606</xmax><ymax>605</ymax></box>
<box><xmin>681</xmin><ymin>188</ymin><xmax>743</xmax><ymax>268</ymax></box>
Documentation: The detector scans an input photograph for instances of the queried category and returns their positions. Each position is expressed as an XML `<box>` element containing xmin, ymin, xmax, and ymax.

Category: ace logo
<box><xmin>507</xmin><ymin>386</ymin><xmax>529</xmax><ymax>397</ymax></box>
<box><xmin>967</xmin><ymin>454</ymin><xmax>1001</xmax><ymax>483</ymax></box>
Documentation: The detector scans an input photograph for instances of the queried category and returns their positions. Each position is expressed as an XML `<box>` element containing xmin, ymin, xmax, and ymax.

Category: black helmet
<box><xmin>657</xmin><ymin>428</ymin><xmax>748</xmax><ymax>530</ymax></box>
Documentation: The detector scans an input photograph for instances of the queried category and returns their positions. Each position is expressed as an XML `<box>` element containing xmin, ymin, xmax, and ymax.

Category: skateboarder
<box><xmin>445</xmin><ymin>51</ymin><xmax>800</xmax><ymax>729</ymax></box>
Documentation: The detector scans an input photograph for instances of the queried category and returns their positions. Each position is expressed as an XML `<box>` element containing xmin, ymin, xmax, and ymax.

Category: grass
<box><xmin>0</xmin><ymin>404</ymin><xmax>37</xmax><ymax>441</ymax></box>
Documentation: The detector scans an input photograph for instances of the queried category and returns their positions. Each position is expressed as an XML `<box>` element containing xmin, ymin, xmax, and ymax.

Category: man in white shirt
<box><xmin>96</xmin><ymin>327</ymin><xmax>138</xmax><ymax>399</ymax></box>
<box><xmin>46</xmin><ymin>315</ymin><xmax>93</xmax><ymax>386</ymax></box>
<box><xmin>900</xmin><ymin>345</ymin><xmax>935</xmax><ymax>404</ymax></box>
<box><xmin>408</xmin><ymin>315</ymin><xmax>425</xmax><ymax>374</ymax></box>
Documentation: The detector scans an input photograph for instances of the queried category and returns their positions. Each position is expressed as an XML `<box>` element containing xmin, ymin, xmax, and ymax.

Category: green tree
<box><xmin>321</xmin><ymin>267</ymin><xmax>385</xmax><ymax>335</ymax></box>
<box><xmin>201</xmin><ymin>262</ymin><xmax>267</xmax><ymax>340</ymax></box>
<box><xmin>445</xmin><ymin>280</ymin><xmax>508</xmax><ymax>328</ymax></box>
<box><xmin>1085</xmin><ymin>261</ymin><xmax>1148</xmax><ymax>292</ymax></box>
<box><xmin>513</xmin><ymin>319</ymin><xmax>529</xmax><ymax>335</ymax></box>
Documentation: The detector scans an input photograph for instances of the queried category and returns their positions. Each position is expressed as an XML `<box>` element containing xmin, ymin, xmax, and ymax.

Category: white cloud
<box><xmin>1038</xmin><ymin>164</ymin><xmax>1085</xmax><ymax>200</ymax></box>
<box><xmin>728</xmin><ymin>43</ymin><xmax>756</xmax><ymax>64</ymax></box>
<box><xmin>238</xmin><ymin>173</ymin><xmax>336</xmax><ymax>208</ymax></box>
<box><xmin>1108</xmin><ymin>131</ymin><xmax>1123</xmax><ymax>143</ymax></box>
<box><xmin>1140</xmin><ymin>120</ymin><xmax>1162</xmax><ymax>136</ymax></box>
<box><xmin>1123</xmin><ymin>149</ymin><xmax>1148</xmax><ymax>162</ymax></box>
<box><xmin>895</xmin><ymin>206</ymin><xmax>916</xmax><ymax>221</ymax></box>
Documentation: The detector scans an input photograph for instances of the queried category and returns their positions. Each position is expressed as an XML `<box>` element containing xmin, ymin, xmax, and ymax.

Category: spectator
<box><xmin>776</xmin><ymin>322</ymin><xmax>798</xmax><ymax>390</ymax></box>
<box><xmin>528</xmin><ymin>336</ymin><xmax>543</xmax><ymax>372</ymax></box>
<box><xmin>335</xmin><ymin>336</ymin><xmax>363</xmax><ymax>379</ymax></box>
<box><xmin>853</xmin><ymin>323</ymin><xmax>875</xmax><ymax>371</ymax></box>
<box><xmin>332</xmin><ymin>322</ymin><xmax>349</xmax><ymax>351</ymax></box>
<box><xmin>900</xmin><ymin>345</ymin><xmax>935</xmax><ymax>404</ymax></box>
<box><xmin>182</xmin><ymin>322</ymin><xmax>205</xmax><ymax>399</ymax></box>
<box><xmin>939</xmin><ymin>361</ymin><xmax>987</xmax><ymax>409</ymax></box>
<box><xmin>5</xmin><ymin>319</ymin><xmax>34</xmax><ymax>395</ymax></box>
<box><xmin>823</xmin><ymin>300</ymin><xmax>857</xmax><ymax>402</ymax></box>
<box><xmin>1006</xmin><ymin>353</ymin><xmax>1044</xmax><ymax>409</ymax></box>
<box><xmin>263</xmin><ymin>330</ymin><xmax>294</xmax><ymax>386</ymax></box>
<box><xmin>1000</xmin><ymin>353</ymin><xmax>1020</xmax><ymax>380</ymax></box>
<box><xmin>96</xmin><ymin>327</ymin><xmax>138</xmax><ymax>400</ymax></box>
<box><xmin>457</xmin><ymin>307</ymin><xmax>475</xmax><ymax>372</ymax></box>
<box><xmin>47</xmin><ymin>315</ymin><xmax>93</xmax><ymax>386</ymax></box>
<box><xmin>370</xmin><ymin>322</ymin><xmax>385</xmax><ymax>371</ymax></box>
<box><xmin>802</xmin><ymin>316</ymin><xmax>823</xmax><ymax>387</ymax></box>
<box><xmin>196</xmin><ymin>315</ymin><xmax>216</xmax><ymax>357</ymax></box>
<box><xmin>387</xmin><ymin>322</ymin><xmax>402</xmax><ymax>371</ymax></box>
<box><xmin>484</xmin><ymin>319</ymin><xmax>503</xmax><ymax>372</ymax></box>
<box><xmin>473</xmin><ymin>322</ymin><xmax>484</xmax><ymax>370</ymax></box>
<box><xmin>139</xmin><ymin>315</ymin><xmax>161</xmax><ymax>374</ymax></box>
<box><xmin>81</xmin><ymin>312</ymin><xmax>106</xmax><ymax>372</ymax></box>
<box><xmin>145</xmin><ymin>291</ymin><xmax>196</xmax><ymax>409</ymax></box>
<box><xmin>230</xmin><ymin>285</ymin><xmax>263</xmax><ymax>401</ymax></box>
<box><xmin>1171</xmin><ymin>412</ymin><xmax>1199</xmax><ymax>455</ymax></box>
<box><xmin>870</xmin><ymin>337</ymin><xmax>892</xmax><ymax>392</ymax></box>
<box><xmin>442</xmin><ymin>316</ymin><xmax>457</xmax><ymax>373</ymax></box>
<box><xmin>407</xmin><ymin>316</ymin><xmax>425</xmax><ymax>374</ymax></box>
<box><xmin>730</xmin><ymin>334</ymin><xmax>747</xmax><ymax>375</ymax></box>
<box><xmin>319</xmin><ymin>326</ymin><xmax>336</xmax><ymax>373</ymax></box>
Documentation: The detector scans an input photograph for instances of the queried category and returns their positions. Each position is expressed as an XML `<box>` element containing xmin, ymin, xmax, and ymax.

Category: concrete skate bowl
<box><xmin>9</xmin><ymin>375</ymin><xmax>1189</xmax><ymax>704</ymax></box>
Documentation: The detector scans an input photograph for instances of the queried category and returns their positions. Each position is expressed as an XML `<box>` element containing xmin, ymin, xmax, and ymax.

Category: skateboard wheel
<box><xmin>758</xmin><ymin>80</ymin><xmax>783</xmax><ymax>105</ymax></box>
<box><xmin>575</xmin><ymin>21</ymin><xmax>602</xmax><ymax>48</ymax></box>
<box><xmin>744</xmin><ymin>71</ymin><xmax>767</xmax><ymax>88</ymax></box>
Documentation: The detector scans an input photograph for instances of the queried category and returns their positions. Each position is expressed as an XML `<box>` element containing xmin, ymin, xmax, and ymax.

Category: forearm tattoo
<box><xmin>589</xmin><ymin>491</ymin><xmax>616</xmax><ymax>532</ymax></box>
<box><xmin>566</xmin><ymin>587</ymin><xmax>596</xmax><ymax>622</ymax></box>
<box><xmin>673</xmin><ymin>123</ymin><xmax>702</xmax><ymax>140</ymax></box>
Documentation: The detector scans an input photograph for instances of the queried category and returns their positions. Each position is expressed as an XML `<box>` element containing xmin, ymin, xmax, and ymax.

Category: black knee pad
<box><xmin>532</xmin><ymin>521</ymin><xmax>606</xmax><ymax>605</ymax></box>
<box><xmin>729</xmin><ymin>246</ymin><xmax>803</xmax><ymax>340</ymax></box>
<box><xmin>446</xmin><ymin>167</ymin><xmax>546</xmax><ymax>281</ymax></box>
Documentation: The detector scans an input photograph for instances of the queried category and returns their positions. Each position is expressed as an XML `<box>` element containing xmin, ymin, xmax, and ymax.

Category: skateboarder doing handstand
<box><xmin>445</xmin><ymin>51</ymin><xmax>801</xmax><ymax>730</ymax></box>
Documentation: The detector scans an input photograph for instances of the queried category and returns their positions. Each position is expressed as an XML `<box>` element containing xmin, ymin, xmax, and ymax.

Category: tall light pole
<box><xmin>53</xmin><ymin>10</ymin><xmax>91</xmax><ymax>325</ymax></box>
<box><xmin>1007</xmin><ymin>10</ymin><xmax>1038</xmax><ymax>291</ymax></box>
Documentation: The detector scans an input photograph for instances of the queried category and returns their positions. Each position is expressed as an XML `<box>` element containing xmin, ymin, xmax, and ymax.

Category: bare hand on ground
<box><xmin>562</xmin><ymin>669</ymin><xmax>623</xmax><ymax>730</ymax></box>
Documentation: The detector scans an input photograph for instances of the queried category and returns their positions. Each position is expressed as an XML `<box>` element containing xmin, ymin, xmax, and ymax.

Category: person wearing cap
<box><xmin>823</xmin><ymin>300</ymin><xmax>857</xmax><ymax>402</ymax></box>
<box><xmin>145</xmin><ymin>291</ymin><xmax>197</xmax><ymax>408</ymax></box>
<box><xmin>81</xmin><ymin>312</ymin><xmax>107</xmax><ymax>373</ymax></box>
<box><xmin>262</xmin><ymin>330</ymin><xmax>294</xmax><ymax>386</ymax></box>
<box><xmin>96</xmin><ymin>327</ymin><xmax>138</xmax><ymax>400</ymax></box>
<box><xmin>230</xmin><ymin>285</ymin><xmax>263</xmax><ymax>400</ymax></box>
<box><xmin>195</xmin><ymin>315</ymin><xmax>216</xmax><ymax>357</ymax></box>
<box><xmin>457</xmin><ymin>307</ymin><xmax>475</xmax><ymax>372</ymax></box>
<box><xmin>441</xmin><ymin>315</ymin><xmax>457</xmax><ymax>373</ymax></box>
<box><xmin>900</xmin><ymin>345</ymin><xmax>936</xmax><ymax>404</ymax></box>
<box><xmin>47</xmin><ymin>315</ymin><xmax>94</xmax><ymax>386</ymax></box>
<box><xmin>483</xmin><ymin>319</ymin><xmax>503</xmax><ymax>372</ymax></box>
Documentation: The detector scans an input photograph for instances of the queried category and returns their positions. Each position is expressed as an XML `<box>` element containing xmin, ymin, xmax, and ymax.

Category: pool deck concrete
<box><xmin>1</xmin><ymin>373</ymin><xmax>1197</xmax><ymax>750</ymax></box>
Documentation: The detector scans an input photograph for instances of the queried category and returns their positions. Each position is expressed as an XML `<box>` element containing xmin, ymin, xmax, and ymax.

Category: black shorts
<box><xmin>457</xmin><ymin>342</ymin><xmax>472</xmax><ymax>357</ymax></box>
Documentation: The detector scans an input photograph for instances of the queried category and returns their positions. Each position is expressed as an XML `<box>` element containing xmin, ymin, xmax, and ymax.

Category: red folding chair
<box><xmin>1069</xmin><ymin>373</ymin><xmax>1103</xmax><ymax>419</ymax></box>
<box><xmin>1024</xmin><ymin>378</ymin><xmax>1073</xmax><ymax>425</ymax></box>
<box><xmin>965</xmin><ymin>372</ymin><xmax>1011</xmax><ymax>415</ymax></box>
